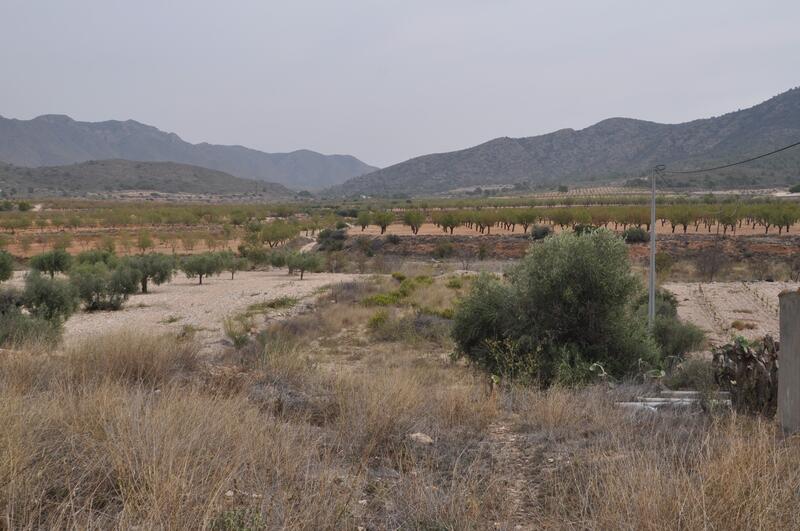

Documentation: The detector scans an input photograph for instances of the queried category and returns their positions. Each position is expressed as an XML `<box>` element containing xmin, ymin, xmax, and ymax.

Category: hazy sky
<box><xmin>1</xmin><ymin>1</ymin><xmax>798</xmax><ymax>167</ymax></box>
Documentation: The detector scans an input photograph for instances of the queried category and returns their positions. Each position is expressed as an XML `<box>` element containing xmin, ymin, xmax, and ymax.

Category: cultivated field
<box><xmin>664</xmin><ymin>281</ymin><xmax>788</xmax><ymax>347</ymax></box>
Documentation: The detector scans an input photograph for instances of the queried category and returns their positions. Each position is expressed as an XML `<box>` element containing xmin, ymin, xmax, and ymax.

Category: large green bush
<box><xmin>452</xmin><ymin>230</ymin><xmax>659</xmax><ymax>385</ymax></box>
<box><xmin>22</xmin><ymin>272</ymin><xmax>79</xmax><ymax>322</ymax></box>
<box><xmin>70</xmin><ymin>262</ymin><xmax>141</xmax><ymax>311</ymax></box>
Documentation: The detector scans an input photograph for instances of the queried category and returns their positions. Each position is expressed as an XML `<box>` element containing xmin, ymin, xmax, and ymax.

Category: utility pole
<box><xmin>648</xmin><ymin>165</ymin><xmax>664</xmax><ymax>328</ymax></box>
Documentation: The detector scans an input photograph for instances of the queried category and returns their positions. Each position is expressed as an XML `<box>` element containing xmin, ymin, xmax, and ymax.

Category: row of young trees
<box><xmin>351</xmin><ymin>203</ymin><xmax>800</xmax><ymax>236</ymax></box>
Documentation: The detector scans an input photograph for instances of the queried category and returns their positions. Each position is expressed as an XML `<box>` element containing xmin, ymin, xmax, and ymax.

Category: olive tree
<box><xmin>69</xmin><ymin>262</ymin><xmax>141</xmax><ymax>311</ymax></box>
<box><xmin>453</xmin><ymin>230</ymin><xmax>658</xmax><ymax>386</ymax></box>
<box><xmin>22</xmin><ymin>271</ymin><xmax>79</xmax><ymax>322</ymax></box>
<box><xmin>29</xmin><ymin>249</ymin><xmax>72</xmax><ymax>278</ymax></box>
<box><xmin>124</xmin><ymin>253</ymin><xmax>175</xmax><ymax>293</ymax></box>
<box><xmin>356</xmin><ymin>211</ymin><xmax>372</xmax><ymax>231</ymax></box>
<box><xmin>181</xmin><ymin>252</ymin><xmax>223</xmax><ymax>285</ymax></box>
<box><xmin>218</xmin><ymin>251</ymin><xmax>249</xmax><ymax>279</ymax></box>
<box><xmin>286</xmin><ymin>252</ymin><xmax>322</xmax><ymax>280</ymax></box>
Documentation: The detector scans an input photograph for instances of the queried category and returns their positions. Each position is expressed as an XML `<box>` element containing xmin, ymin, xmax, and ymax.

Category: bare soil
<box><xmin>9</xmin><ymin>270</ymin><xmax>359</xmax><ymax>350</ymax></box>
<box><xmin>663</xmin><ymin>281</ymin><xmax>792</xmax><ymax>348</ymax></box>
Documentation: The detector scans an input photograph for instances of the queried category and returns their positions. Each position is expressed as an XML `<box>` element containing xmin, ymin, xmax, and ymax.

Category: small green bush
<box><xmin>530</xmin><ymin>225</ymin><xmax>552</xmax><ymax>240</ymax></box>
<box><xmin>224</xmin><ymin>314</ymin><xmax>253</xmax><ymax>349</ymax></box>
<box><xmin>433</xmin><ymin>241</ymin><xmax>454</xmax><ymax>258</ymax></box>
<box><xmin>391</xmin><ymin>272</ymin><xmax>407</xmax><ymax>282</ymax></box>
<box><xmin>363</xmin><ymin>291</ymin><xmax>403</xmax><ymax>307</ymax></box>
<box><xmin>622</xmin><ymin>226</ymin><xmax>649</xmax><ymax>243</ymax></box>
<box><xmin>317</xmin><ymin>228</ymin><xmax>347</xmax><ymax>252</ymax></box>
<box><xmin>446</xmin><ymin>277</ymin><xmax>463</xmax><ymax>289</ymax></box>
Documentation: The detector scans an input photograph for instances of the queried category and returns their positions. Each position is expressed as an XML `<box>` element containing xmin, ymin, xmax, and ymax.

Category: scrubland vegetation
<box><xmin>1</xmin><ymin>195</ymin><xmax>799</xmax><ymax>528</ymax></box>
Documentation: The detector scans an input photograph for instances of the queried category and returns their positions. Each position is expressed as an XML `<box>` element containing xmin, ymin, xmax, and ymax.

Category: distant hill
<box><xmin>0</xmin><ymin>159</ymin><xmax>294</xmax><ymax>198</ymax></box>
<box><xmin>0</xmin><ymin>115</ymin><xmax>377</xmax><ymax>190</ymax></box>
<box><xmin>330</xmin><ymin>87</ymin><xmax>800</xmax><ymax>196</ymax></box>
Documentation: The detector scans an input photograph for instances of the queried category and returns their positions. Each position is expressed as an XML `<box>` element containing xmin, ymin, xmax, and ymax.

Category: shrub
<box><xmin>622</xmin><ymin>226</ymin><xmax>649</xmax><ymax>243</ymax></box>
<box><xmin>446</xmin><ymin>277</ymin><xmax>463</xmax><ymax>289</ymax></box>
<box><xmin>269</xmin><ymin>252</ymin><xmax>287</xmax><ymax>268</ymax></box>
<box><xmin>317</xmin><ymin>228</ymin><xmax>347</xmax><ymax>252</ymax></box>
<box><xmin>367</xmin><ymin>309</ymin><xmax>390</xmax><ymax>331</ymax></box>
<box><xmin>530</xmin><ymin>225</ymin><xmax>552</xmax><ymax>240</ymax></box>
<box><xmin>181</xmin><ymin>252</ymin><xmax>223</xmax><ymax>285</ymax></box>
<box><xmin>70</xmin><ymin>262</ymin><xmax>141</xmax><ymax>311</ymax></box>
<box><xmin>789</xmin><ymin>183</ymin><xmax>800</xmax><ymax>193</ymax></box>
<box><xmin>433</xmin><ymin>241</ymin><xmax>454</xmax><ymax>258</ymax></box>
<box><xmin>224</xmin><ymin>314</ymin><xmax>253</xmax><ymax>349</ymax></box>
<box><xmin>391</xmin><ymin>272</ymin><xmax>407</xmax><ymax>282</ymax></box>
<box><xmin>22</xmin><ymin>272</ymin><xmax>79</xmax><ymax>322</ymax></box>
<box><xmin>453</xmin><ymin>230</ymin><xmax>658</xmax><ymax>385</ymax></box>
<box><xmin>637</xmin><ymin>290</ymin><xmax>705</xmax><ymax>361</ymax></box>
<box><xmin>0</xmin><ymin>307</ymin><xmax>61</xmax><ymax>347</ymax></box>
<box><xmin>0</xmin><ymin>250</ymin><xmax>12</xmax><ymax>283</ymax></box>
<box><xmin>573</xmin><ymin>223</ymin><xmax>598</xmax><ymax>236</ymax></box>
<box><xmin>29</xmin><ymin>249</ymin><xmax>72</xmax><ymax>278</ymax></box>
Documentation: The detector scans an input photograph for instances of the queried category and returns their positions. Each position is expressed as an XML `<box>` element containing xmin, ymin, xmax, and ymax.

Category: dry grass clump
<box><xmin>0</xmin><ymin>325</ymin><xmax>505</xmax><ymax>528</ymax></box>
<box><xmin>528</xmin><ymin>397</ymin><xmax>800</xmax><ymax>529</ymax></box>
<box><xmin>64</xmin><ymin>330</ymin><xmax>198</xmax><ymax>387</ymax></box>
<box><xmin>0</xmin><ymin>383</ymin><xmax>353</xmax><ymax>529</ymax></box>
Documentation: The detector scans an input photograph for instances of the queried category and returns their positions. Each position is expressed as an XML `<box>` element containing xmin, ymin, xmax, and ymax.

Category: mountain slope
<box><xmin>331</xmin><ymin>87</ymin><xmax>800</xmax><ymax>196</ymax></box>
<box><xmin>0</xmin><ymin>159</ymin><xmax>294</xmax><ymax>198</ymax></box>
<box><xmin>0</xmin><ymin>115</ymin><xmax>377</xmax><ymax>190</ymax></box>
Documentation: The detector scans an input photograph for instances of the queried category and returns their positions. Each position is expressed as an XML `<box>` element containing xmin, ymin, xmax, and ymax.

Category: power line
<box><xmin>663</xmin><ymin>140</ymin><xmax>800</xmax><ymax>175</ymax></box>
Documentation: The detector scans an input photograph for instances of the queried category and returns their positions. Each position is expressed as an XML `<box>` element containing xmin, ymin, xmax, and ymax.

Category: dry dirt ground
<box><xmin>10</xmin><ymin>270</ymin><xmax>359</xmax><ymax>351</ymax></box>
<box><xmin>663</xmin><ymin>281</ymin><xmax>794</xmax><ymax>347</ymax></box>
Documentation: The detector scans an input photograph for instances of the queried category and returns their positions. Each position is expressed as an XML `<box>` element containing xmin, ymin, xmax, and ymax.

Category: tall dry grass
<box><xmin>0</xmin><ymin>327</ymin><xmax>505</xmax><ymax>529</ymax></box>
<box><xmin>516</xmin><ymin>386</ymin><xmax>800</xmax><ymax>529</ymax></box>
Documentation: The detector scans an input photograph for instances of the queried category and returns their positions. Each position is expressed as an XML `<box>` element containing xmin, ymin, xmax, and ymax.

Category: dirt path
<box><xmin>486</xmin><ymin>419</ymin><xmax>547</xmax><ymax>529</ymax></box>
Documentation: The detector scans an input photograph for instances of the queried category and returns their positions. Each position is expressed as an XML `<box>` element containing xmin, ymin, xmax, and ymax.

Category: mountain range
<box><xmin>0</xmin><ymin>114</ymin><xmax>377</xmax><ymax>190</ymax></box>
<box><xmin>331</xmin><ymin>87</ymin><xmax>800</xmax><ymax>196</ymax></box>
<box><xmin>0</xmin><ymin>159</ymin><xmax>293</xmax><ymax>198</ymax></box>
